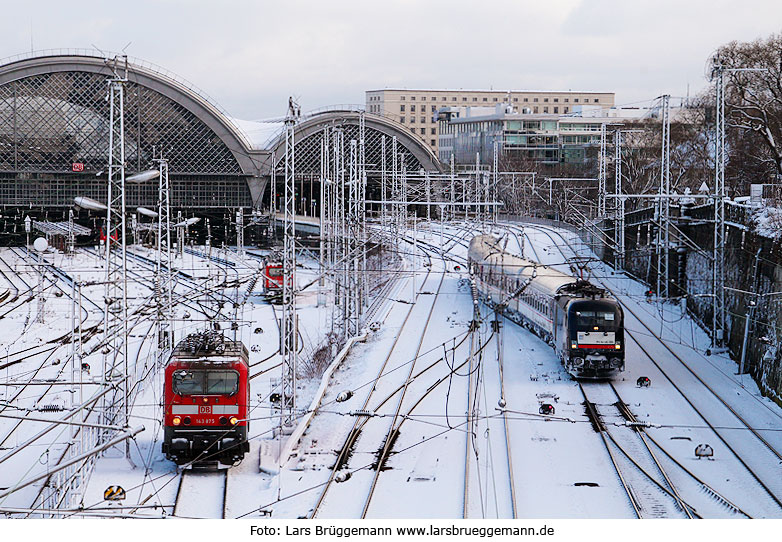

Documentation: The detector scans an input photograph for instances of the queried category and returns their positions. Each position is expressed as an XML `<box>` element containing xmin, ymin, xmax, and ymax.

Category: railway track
<box><xmin>2</xmin><ymin>245</ymin><xmax>244</xmax><ymax>514</ymax></box>
<box><xmin>516</xmin><ymin>221</ymin><xmax>782</xmax><ymax>516</ymax></box>
<box><xmin>358</xmin><ymin>252</ymin><xmax>448</xmax><ymax>517</ymax></box>
<box><xmin>462</xmin><ymin>308</ymin><xmax>519</xmax><ymax>519</ymax></box>
<box><xmin>309</xmin><ymin>238</ymin><xmax>438</xmax><ymax>517</ymax></box>
<box><xmin>307</xmin><ymin>227</ymin><xmax>490</xmax><ymax>518</ymax></box>
<box><xmin>579</xmin><ymin>381</ymin><xmax>695</xmax><ymax>518</ymax></box>
<box><xmin>173</xmin><ymin>467</ymin><xmax>228</xmax><ymax>518</ymax></box>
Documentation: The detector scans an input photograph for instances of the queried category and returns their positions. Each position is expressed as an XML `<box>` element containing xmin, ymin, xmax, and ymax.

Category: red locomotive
<box><xmin>162</xmin><ymin>332</ymin><xmax>250</xmax><ymax>465</ymax></box>
<box><xmin>262</xmin><ymin>260</ymin><xmax>285</xmax><ymax>302</ymax></box>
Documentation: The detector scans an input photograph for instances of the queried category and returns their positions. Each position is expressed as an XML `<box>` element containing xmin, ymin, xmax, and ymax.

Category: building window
<box><xmin>421</xmin><ymin>96</ymin><xmax>426</xmax><ymax>101</ymax></box>
<box><xmin>534</xmin><ymin>98</ymin><xmax>538</xmax><ymax>102</ymax></box>
<box><xmin>431</xmin><ymin>139</ymin><xmax>436</xmax><ymax>146</ymax></box>
<box><xmin>442</xmin><ymin>97</ymin><xmax>447</xmax><ymax>101</ymax></box>
<box><xmin>400</xmin><ymin>105</ymin><xmax>405</xmax><ymax>112</ymax></box>
<box><xmin>420</xmin><ymin>128</ymin><xmax>425</xmax><ymax>135</ymax></box>
<box><xmin>473</xmin><ymin>97</ymin><xmax>478</xmax><ymax>102</ymax></box>
<box><xmin>462</xmin><ymin>97</ymin><xmax>467</xmax><ymax>101</ymax></box>
<box><xmin>564</xmin><ymin>107</ymin><xmax>569</xmax><ymax>113</ymax></box>
<box><xmin>400</xmin><ymin>116</ymin><xmax>405</xmax><ymax>123</ymax></box>
<box><xmin>411</xmin><ymin>105</ymin><xmax>416</xmax><ymax>112</ymax></box>
<box><xmin>534</xmin><ymin>107</ymin><xmax>538</xmax><ymax>113</ymax></box>
<box><xmin>524</xmin><ymin>98</ymin><xmax>529</xmax><ymax>102</ymax></box>
<box><xmin>574</xmin><ymin>98</ymin><xmax>579</xmax><ymax>103</ymax></box>
<box><xmin>401</xmin><ymin>96</ymin><xmax>405</xmax><ymax>101</ymax></box>
<box><xmin>493</xmin><ymin>97</ymin><xmax>498</xmax><ymax>102</ymax></box>
<box><xmin>564</xmin><ymin>98</ymin><xmax>569</xmax><ymax>103</ymax></box>
<box><xmin>554</xmin><ymin>107</ymin><xmax>558</xmax><ymax>113</ymax></box>
<box><xmin>411</xmin><ymin>96</ymin><xmax>416</xmax><ymax>101</ymax></box>
<box><xmin>453</xmin><ymin>97</ymin><xmax>457</xmax><ymax>101</ymax></box>
<box><xmin>554</xmin><ymin>98</ymin><xmax>559</xmax><ymax>103</ymax></box>
<box><xmin>411</xmin><ymin>117</ymin><xmax>416</xmax><ymax>123</ymax></box>
<box><xmin>431</xmin><ymin>105</ymin><xmax>436</xmax><ymax>112</ymax></box>
<box><xmin>543</xmin><ymin>107</ymin><xmax>548</xmax><ymax>113</ymax></box>
<box><xmin>594</xmin><ymin>98</ymin><xmax>599</xmax><ymax>103</ymax></box>
<box><xmin>431</xmin><ymin>96</ymin><xmax>437</xmax><ymax>101</ymax></box>
<box><xmin>513</xmin><ymin>98</ymin><xmax>518</xmax><ymax>102</ymax></box>
<box><xmin>483</xmin><ymin>97</ymin><xmax>488</xmax><ymax>102</ymax></box>
<box><xmin>420</xmin><ymin>117</ymin><xmax>425</xmax><ymax>124</ymax></box>
<box><xmin>431</xmin><ymin>128</ymin><xmax>436</xmax><ymax>135</ymax></box>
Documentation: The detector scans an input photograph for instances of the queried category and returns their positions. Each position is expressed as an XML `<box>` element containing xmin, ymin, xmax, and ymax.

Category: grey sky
<box><xmin>2</xmin><ymin>1</ymin><xmax>780</xmax><ymax>119</ymax></box>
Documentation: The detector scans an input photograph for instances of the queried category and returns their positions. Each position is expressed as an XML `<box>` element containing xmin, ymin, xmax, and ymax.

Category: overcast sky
<box><xmin>1</xmin><ymin>1</ymin><xmax>780</xmax><ymax>119</ymax></box>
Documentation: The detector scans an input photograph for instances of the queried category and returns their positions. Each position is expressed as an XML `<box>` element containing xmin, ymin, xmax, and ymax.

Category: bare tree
<box><xmin>717</xmin><ymin>33</ymin><xmax>782</xmax><ymax>178</ymax></box>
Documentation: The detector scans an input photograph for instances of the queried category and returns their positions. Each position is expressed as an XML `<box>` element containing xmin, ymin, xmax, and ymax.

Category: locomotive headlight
<box><xmin>571</xmin><ymin>343</ymin><xmax>577</xmax><ymax>349</ymax></box>
<box><xmin>172</xmin><ymin>416</ymin><xmax>181</xmax><ymax>426</ymax></box>
<box><xmin>229</xmin><ymin>416</ymin><xmax>239</xmax><ymax>426</ymax></box>
<box><xmin>615</xmin><ymin>343</ymin><xmax>621</xmax><ymax>350</ymax></box>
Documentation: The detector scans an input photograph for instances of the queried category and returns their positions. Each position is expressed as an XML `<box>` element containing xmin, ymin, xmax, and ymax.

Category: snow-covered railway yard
<box><xmin>0</xmin><ymin>221</ymin><xmax>780</xmax><ymax>519</ymax></box>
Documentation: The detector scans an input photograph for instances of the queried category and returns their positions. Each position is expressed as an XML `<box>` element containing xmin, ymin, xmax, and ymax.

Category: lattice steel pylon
<box><xmin>154</xmin><ymin>156</ymin><xmax>173</xmax><ymax>359</ymax></box>
<box><xmin>656</xmin><ymin>95</ymin><xmax>671</xmax><ymax>299</ymax></box>
<box><xmin>344</xmin><ymin>137</ymin><xmax>366</xmax><ymax>336</ymax></box>
<box><xmin>391</xmin><ymin>137</ymin><xmax>400</xmax><ymax>246</ymax></box>
<box><xmin>281</xmin><ymin>98</ymin><xmax>299</xmax><ymax>428</ymax></box>
<box><xmin>614</xmin><ymin>130</ymin><xmax>625</xmax><ymax>271</ymax></box>
<box><xmin>711</xmin><ymin>61</ymin><xmax>727</xmax><ymax>347</ymax></box>
<box><xmin>359</xmin><ymin>113</ymin><xmax>368</xmax><ymax>310</ymax></box>
<box><xmin>598</xmin><ymin>122</ymin><xmax>607</xmax><ymax>217</ymax></box>
<box><xmin>450</xmin><ymin>154</ymin><xmax>456</xmax><ymax>221</ymax></box>
<box><xmin>492</xmin><ymin>141</ymin><xmax>499</xmax><ymax>224</ymax></box>
<box><xmin>236</xmin><ymin>207</ymin><xmax>244</xmax><ymax>257</ymax></box>
<box><xmin>102</xmin><ymin>57</ymin><xmax>131</xmax><ymax>455</ymax></box>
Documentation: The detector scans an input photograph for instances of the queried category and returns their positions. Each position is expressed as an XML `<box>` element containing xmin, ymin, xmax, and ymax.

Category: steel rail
<box><xmin>523</xmin><ymin>222</ymin><xmax>782</xmax><ymax>512</ymax></box>
<box><xmin>309</xmin><ymin>237</ymin><xmax>435</xmax><ymax>518</ymax></box>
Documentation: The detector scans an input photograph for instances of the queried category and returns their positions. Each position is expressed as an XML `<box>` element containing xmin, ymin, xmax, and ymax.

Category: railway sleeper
<box><xmin>373</xmin><ymin>427</ymin><xmax>401</xmax><ymax>471</ymax></box>
<box><xmin>583</xmin><ymin>401</ymin><xmax>606</xmax><ymax>433</ymax></box>
<box><xmin>333</xmin><ymin>427</ymin><xmax>362</xmax><ymax>472</ymax></box>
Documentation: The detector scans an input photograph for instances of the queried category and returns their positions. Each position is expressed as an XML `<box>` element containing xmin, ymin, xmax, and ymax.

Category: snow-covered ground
<box><xmin>1</xmin><ymin>219</ymin><xmax>780</xmax><ymax>519</ymax></box>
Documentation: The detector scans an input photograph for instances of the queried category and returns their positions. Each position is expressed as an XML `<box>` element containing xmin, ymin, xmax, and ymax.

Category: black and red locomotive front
<box><xmin>163</xmin><ymin>332</ymin><xmax>250</xmax><ymax>465</ymax></box>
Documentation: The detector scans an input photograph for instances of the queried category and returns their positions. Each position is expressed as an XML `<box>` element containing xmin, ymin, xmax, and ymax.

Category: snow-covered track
<box><xmin>359</xmin><ymin>248</ymin><xmax>448</xmax><ymax>518</ymax></box>
<box><xmin>579</xmin><ymin>382</ymin><xmax>695</xmax><ymax>518</ymax></box>
<box><xmin>173</xmin><ymin>468</ymin><xmax>227</xmax><ymax>518</ymax></box>
<box><xmin>522</xmin><ymin>221</ymin><xmax>782</xmax><ymax>516</ymax></box>
<box><xmin>309</xmin><ymin>242</ymin><xmax>438</xmax><ymax>518</ymax></box>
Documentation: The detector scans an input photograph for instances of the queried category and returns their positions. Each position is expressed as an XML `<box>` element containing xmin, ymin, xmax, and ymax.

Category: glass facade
<box><xmin>0</xmin><ymin>70</ymin><xmax>252</xmax><ymax>209</ymax></box>
<box><xmin>439</xmin><ymin>114</ymin><xmax>605</xmax><ymax>165</ymax></box>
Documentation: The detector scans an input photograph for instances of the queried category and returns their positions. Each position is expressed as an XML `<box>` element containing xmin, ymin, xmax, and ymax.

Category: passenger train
<box><xmin>468</xmin><ymin>234</ymin><xmax>625</xmax><ymax>378</ymax></box>
<box><xmin>163</xmin><ymin>331</ymin><xmax>251</xmax><ymax>465</ymax></box>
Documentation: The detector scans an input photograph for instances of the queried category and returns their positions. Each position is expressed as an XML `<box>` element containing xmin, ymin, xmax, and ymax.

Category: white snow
<box><xmin>1</xmin><ymin>218</ymin><xmax>781</xmax><ymax>519</ymax></box>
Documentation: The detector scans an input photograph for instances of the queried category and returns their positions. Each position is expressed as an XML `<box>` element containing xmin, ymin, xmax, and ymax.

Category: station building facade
<box><xmin>0</xmin><ymin>51</ymin><xmax>441</xmax><ymax>241</ymax></box>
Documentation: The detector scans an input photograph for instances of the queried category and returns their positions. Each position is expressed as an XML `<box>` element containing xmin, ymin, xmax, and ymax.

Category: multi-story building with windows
<box><xmin>437</xmin><ymin>103</ymin><xmax>652</xmax><ymax>166</ymax></box>
<box><xmin>365</xmin><ymin>88</ymin><xmax>615</xmax><ymax>157</ymax></box>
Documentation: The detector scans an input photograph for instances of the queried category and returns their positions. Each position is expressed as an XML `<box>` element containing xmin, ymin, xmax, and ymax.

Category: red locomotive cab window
<box><xmin>172</xmin><ymin>370</ymin><xmax>240</xmax><ymax>396</ymax></box>
<box><xmin>267</xmin><ymin>267</ymin><xmax>283</xmax><ymax>278</ymax></box>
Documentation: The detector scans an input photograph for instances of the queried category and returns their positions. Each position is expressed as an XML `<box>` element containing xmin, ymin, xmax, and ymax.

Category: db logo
<box><xmin>198</xmin><ymin>405</ymin><xmax>212</xmax><ymax>414</ymax></box>
<box><xmin>72</xmin><ymin>163</ymin><xmax>84</xmax><ymax>172</ymax></box>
